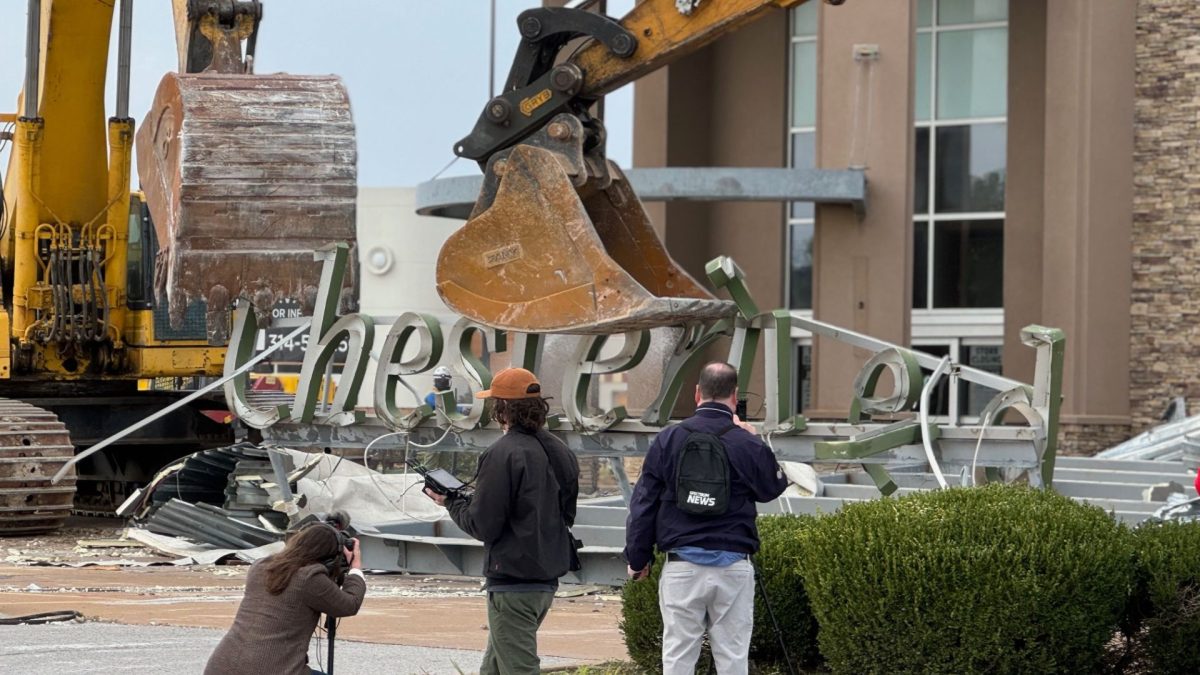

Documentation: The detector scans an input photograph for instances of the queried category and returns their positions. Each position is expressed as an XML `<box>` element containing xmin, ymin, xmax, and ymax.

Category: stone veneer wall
<box><xmin>1057</xmin><ymin>423</ymin><xmax>1132</xmax><ymax>458</ymax></box>
<box><xmin>1131</xmin><ymin>0</ymin><xmax>1200</xmax><ymax>432</ymax></box>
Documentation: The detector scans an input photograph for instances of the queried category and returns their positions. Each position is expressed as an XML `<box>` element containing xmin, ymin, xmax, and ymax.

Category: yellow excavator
<box><xmin>0</xmin><ymin>0</ymin><xmax>356</xmax><ymax>533</ymax></box>
<box><xmin>439</xmin><ymin>0</ymin><xmax>840</xmax><ymax>334</ymax></box>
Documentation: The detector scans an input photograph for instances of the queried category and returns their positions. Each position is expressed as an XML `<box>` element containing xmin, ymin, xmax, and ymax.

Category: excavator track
<box><xmin>0</xmin><ymin>399</ymin><xmax>75</xmax><ymax>536</ymax></box>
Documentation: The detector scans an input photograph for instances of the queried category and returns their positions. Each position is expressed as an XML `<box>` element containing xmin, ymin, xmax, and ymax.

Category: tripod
<box><xmin>703</xmin><ymin>557</ymin><xmax>797</xmax><ymax>675</ymax></box>
<box><xmin>752</xmin><ymin>556</ymin><xmax>797</xmax><ymax>675</ymax></box>
<box><xmin>323</xmin><ymin>613</ymin><xmax>338</xmax><ymax>674</ymax></box>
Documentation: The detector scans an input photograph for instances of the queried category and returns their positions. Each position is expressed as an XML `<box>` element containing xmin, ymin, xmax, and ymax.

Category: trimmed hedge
<box><xmin>795</xmin><ymin>485</ymin><xmax>1135</xmax><ymax>674</ymax></box>
<box><xmin>619</xmin><ymin>551</ymin><xmax>670</xmax><ymax>673</ymax></box>
<box><xmin>750</xmin><ymin>514</ymin><xmax>822</xmax><ymax>670</ymax></box>
<box><xmin>619</xmin><ymin>515</ymin><xmax>819</xmax><ymax>673</ymax></box>
<box><xmin>1127</xmin><ymin>520</ymin><xmax>1200</xmax><ymax>674</ymax></box>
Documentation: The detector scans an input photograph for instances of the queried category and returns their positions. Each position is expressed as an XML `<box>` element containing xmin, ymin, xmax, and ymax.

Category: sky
<box><xmin>0</xmin><ymin>0</ymin><xmax>634</xmax><ymax>187</ymax></box>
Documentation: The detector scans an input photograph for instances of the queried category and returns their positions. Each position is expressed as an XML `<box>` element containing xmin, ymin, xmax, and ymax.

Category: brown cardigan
<box><xmin>204</xmin><ymin>561</ymin><xmax>365</xmax><ymax>675</ymax></box>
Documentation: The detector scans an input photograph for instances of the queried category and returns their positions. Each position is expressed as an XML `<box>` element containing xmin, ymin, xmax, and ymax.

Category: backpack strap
<box><xmin>531</xmin><ymin>432</ymin><xmax>575</xmax><ymax>527</ymax></box>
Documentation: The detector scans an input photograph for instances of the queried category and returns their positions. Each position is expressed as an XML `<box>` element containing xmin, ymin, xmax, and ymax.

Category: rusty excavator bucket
<box><xmin>437</xmin><ymin>117</ymin><xmax>735</xmax><ymax>335</ymax></box>
<box><xmin>136</xmin><ymin>1</ymin><xmax>356</xmax><ymax>341</ymax></box>
<box><xmin>137</xmin><ymin>73</ymin><xmax>356</xmax><ymax>339</ymax></box>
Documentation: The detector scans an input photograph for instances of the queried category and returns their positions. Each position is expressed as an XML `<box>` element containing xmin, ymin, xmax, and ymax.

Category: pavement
<box><xmin>0</xmin><ymin>621</ymin><xmax>577</xmax><ymax>674</ymax></box>
<box><xmin>0</xmin><ymin>518</ymin><xmax>629</xmax><ymax>674</ymax></box>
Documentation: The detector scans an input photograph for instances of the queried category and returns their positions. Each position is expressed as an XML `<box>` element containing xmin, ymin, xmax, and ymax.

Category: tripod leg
<box><xmin>325</xmin><ymin>614</ymin><xmax>337</xmax><ymax>674</ymax></box>
<box><xmin>751</xmin><ymin>557</ymin><xmax>797</xmax><ymax>675</ymax></box>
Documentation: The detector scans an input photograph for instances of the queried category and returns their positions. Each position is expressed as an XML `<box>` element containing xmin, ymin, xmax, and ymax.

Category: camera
<box><xmin>291</xmin><ymin>511</ymin><xmax>357</xmax><ymax>579</ymax></box>
<box><xmin>323</xmin><ymin>511</ymin><xmax>357</xmax><ymax>574</ymax></box>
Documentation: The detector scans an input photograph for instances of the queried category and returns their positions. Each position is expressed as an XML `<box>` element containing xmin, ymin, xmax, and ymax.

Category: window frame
<box><xmin>914</xmin><ymin>0</ymin><xmax>1008</xmax><ymax>312</ymax></box>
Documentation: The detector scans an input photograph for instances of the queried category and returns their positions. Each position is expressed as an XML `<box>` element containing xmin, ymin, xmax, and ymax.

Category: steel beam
<box><xmin>414</xmin><ymin>167</ymin><xmax>867</xmax><ymax>219</ymax></box>
<box><xmin>263</xmin><ymin>419</ymin><xmax>1041</xmax><ymax>470</ymax></box>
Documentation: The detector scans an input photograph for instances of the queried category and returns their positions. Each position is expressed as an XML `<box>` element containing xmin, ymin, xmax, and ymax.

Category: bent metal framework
<box><xmin>228</xmin><ymin>244</ymin><xmax>1065</xmax><ymax>499</ymax></box>
<box><xmin>218</xmin><ymin>244</ymin><xmax>1064</xmax><ymax>582</ymax></box>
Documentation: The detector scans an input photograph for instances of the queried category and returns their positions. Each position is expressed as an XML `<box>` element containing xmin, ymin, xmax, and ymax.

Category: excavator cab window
<box><xmin>126</xmin><ymin>194</ymin><xmax>155</xmax><ymax>310</ymax></box>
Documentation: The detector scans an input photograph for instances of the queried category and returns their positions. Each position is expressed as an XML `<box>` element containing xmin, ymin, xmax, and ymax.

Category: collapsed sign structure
<box><xmin>217</xmin><ymin>244</ymin><xmax>1065</xmax><ymax>583</ymax></box>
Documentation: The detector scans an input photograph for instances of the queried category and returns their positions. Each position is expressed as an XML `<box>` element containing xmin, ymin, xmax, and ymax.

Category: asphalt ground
<box><xmin>0</xmin><ymin>621</ymin><xmax>579</xmax><ymax>674</ymax></box>
<box><xmin>0</xmin><ymin>517</ymin><xmax>626</xmax><ymax>673</ymax></box>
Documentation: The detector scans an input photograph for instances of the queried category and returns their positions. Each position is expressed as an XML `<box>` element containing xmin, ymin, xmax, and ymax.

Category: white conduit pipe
<box><xmin>52</xmin><ymin>321</ymin><xmax>312</xmax><ymax>484</ymax></box>
<box><xmin>918</xmin><ymin>355</ymin><xmax>952</xmax><ymax>489</ymax></box>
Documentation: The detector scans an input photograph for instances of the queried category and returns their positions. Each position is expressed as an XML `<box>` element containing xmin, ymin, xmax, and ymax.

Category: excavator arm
<box><xmin>439</xmin><ymin>0</ymin><xmax>839</xmax><ymax>334</ymax></box>
<box><xmin>575</xmin><ymin>0</ymin><xmax>815</xmax><ymax>97</ymax></box>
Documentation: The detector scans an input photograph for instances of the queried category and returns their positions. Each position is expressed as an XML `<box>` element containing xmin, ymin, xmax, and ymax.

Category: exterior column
<box><xmin>810</xmin><ymin>0</ymin><xmax>916</xmax><ymax>418</ymax></box>
<box><xmin>1037</xmin><ymin>1</ymin><xmax>1135</xmax><ymax>452</ymax></box>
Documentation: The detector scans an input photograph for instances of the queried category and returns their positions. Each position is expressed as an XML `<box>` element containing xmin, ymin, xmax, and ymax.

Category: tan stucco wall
<box><xmin>809</xmin><ymin>0</ymin><xmax>916</xmax><ymax>418</ymax></box>
<box><xmin>632</xmin><ymin>11</ymin><xmax>789</xmax><ymax>407</ymax></box>
<box><xmin>1007</xmin><ymin>1</ymin><xmax>1136</xmax><ymax>444</ymax></box>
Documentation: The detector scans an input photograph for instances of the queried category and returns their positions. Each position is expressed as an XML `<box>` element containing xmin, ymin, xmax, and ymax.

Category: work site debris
<box><xmin>124</xmin><ymin>528</ymin><xmax>282</xmax><ymax>565</ymax></box>
<box><xmin>123</xmin><ymin>442</ymin><xmax>438</xmax><ymax>564</ymax></box>
<box><xmin>145</xmin><ymin>500</ymin><xmax>279</xmax><ymax>550</ymax></box>
<box><xmin>1148</xmin><ymin>493</ymin><xmax>1200</xmax><ymax>523</ymax></box>
<box><xmin>76</xmin><ymin>539</ymin><xmax>144</xmax><ymax>549</ymax></box>
<box><xmin>1099</xmin><ymin>409</ymin><xmax>1200</xmax><ymax>463</ymax></box>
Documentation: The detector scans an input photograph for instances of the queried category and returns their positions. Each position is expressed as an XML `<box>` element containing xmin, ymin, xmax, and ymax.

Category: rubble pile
<box><xmin>119</xmin><ymin>442</ymin><xmax>439</xmax><ymax>564</ymax></box>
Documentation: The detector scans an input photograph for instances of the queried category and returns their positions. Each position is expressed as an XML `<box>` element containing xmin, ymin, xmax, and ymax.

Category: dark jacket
<box><xmin>447</xmin><ymin>427</ymin><xmax>580</xmax><ymax>585</ymax></box>
<box><xmin>204</xmin><ymin>561</ymin><xmax>365</xmax><ymax>675</ymax></box>
<box><xmin>624</xmin><ymin>402</ymin><xmax>789</xmax><ymax>571</ymax></box>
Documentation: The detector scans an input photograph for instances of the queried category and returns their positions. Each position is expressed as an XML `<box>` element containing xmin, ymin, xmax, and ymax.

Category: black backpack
<box><xmin>674</xmin><ymin>422</ymin><xmax>736</xmax><ymax>516</ymax></box>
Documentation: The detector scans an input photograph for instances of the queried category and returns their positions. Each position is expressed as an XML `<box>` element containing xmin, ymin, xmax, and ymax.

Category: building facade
<box><xmin>632</xmin><ymin>0</ymin><xmax>1190</xmax><ymax>453</ymax></box>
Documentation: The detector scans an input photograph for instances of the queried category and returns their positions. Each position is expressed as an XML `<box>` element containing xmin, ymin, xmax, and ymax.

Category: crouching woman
<box><xmin>204</xmin><ymin>524</ymin><xmax>366</xmax><ymax>675</ymax></box>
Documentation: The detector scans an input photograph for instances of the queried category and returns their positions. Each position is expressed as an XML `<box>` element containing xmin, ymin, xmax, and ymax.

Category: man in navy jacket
<box><xmin>625</xmin><ymin>361</ymin><xmax>789</xmax><ymax>675</ymax></box>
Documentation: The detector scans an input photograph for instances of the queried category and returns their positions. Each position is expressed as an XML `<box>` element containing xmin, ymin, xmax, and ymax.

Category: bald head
<box><xmin>697</xmin><ymin>361</ymin><xmax>738</xmax><ymax>403</ymax></box>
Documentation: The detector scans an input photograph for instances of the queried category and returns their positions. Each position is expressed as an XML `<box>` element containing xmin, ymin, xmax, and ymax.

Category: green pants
<box><xmin>479</xmin><ymin>590</ymin><xmax>555</xmax><ymax>675</ymax></box>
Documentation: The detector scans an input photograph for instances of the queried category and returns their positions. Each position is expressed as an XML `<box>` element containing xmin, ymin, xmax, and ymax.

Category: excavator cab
<box><xmin>437</xmin><ymin>5</ymin><xmax>740</xmax><ymax>334</ymax></box>
<box><xmin>137</xmin><ymin>0</ymin><xmax>356</xmax><ymax>342</ymax></box>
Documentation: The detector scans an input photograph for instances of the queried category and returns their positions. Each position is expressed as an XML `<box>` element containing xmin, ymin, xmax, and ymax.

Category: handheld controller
<box><xmin>406</xmin><ymin>460</ymin><xmax>467</xmax><ymax>498</ymax></box>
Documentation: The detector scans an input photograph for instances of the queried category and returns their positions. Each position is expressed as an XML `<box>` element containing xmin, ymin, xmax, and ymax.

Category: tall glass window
<box><xmin>784</xmin><ymin>2</ymin><xmax>820</xmax><ymax>414</ymax></box>
<box><xmin>912</xmin><ymin>0</ymin><xmax>1006</xmax><ymax>422</ymax></box>
<box><xmin>913</xmin><ymin>0</ymin><xmax>1007</xmax><ymax>310</ymax></box>
<box><xmin>787</xmin><ymin>2</ymin><xmax>818</xmax><ymax>310</ymax></box>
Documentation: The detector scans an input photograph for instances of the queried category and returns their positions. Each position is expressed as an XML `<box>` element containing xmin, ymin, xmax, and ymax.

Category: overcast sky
<box><xmin>0</xmin><ymin>0</ymin><xmax>633</xmax><ymax>187</ymax></box>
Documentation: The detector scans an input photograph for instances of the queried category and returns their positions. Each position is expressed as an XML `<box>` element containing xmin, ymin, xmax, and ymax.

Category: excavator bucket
<box><xmin>137</xmin><ymin>72</ymin><xmax>356</xmax><ymax>340</ymax></box>
<box><xmin>436</xmin><ymin>143</ymin><xmax>734</xmax><ymax>334</ymax></box>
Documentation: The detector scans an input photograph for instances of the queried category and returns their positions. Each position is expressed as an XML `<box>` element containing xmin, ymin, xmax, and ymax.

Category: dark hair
<box><xmin>261</xmin><ymin>524</ymin><xmax>342</xmax><ymax>595</ymax></box>
<box><xmin>698</xmin><ymin>361</ymin><xmax>738</xmax><ymax>401</ymax></box>
<box><xmin>493</xmin><ymin>396</ymin><xmax>549</xmax><ymax>433</ymax></box>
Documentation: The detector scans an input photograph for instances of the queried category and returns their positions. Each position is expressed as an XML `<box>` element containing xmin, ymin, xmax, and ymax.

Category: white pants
<box><xmin>658</xmin><ymin>558</ymin><xmax>755</xmax><ymax>675</ymax></box>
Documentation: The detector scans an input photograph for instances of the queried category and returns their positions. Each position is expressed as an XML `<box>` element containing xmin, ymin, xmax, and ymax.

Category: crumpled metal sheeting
<box><xmin>124</xmin><ymin>528</ymin><xmax>283</xmax><ymax>565</ymax></box>
<box><xmin>1099</xmin><ymin>412</ymin><xmax>1200</xmax><ymax>462</ymax></box>
<box><xmin>148</xmin><ymin>441</ymin><xmax>266</xmax><ymax>508</ymax></box>
<box><xmin>144</xmin><ymin>498</ymin><xmax>281</xmax><ymax>550</ymax></box>
<box><xmin>1147</xmin><ymin>493</ymin><xmax>1200</xmax><ymax>523</ymax></box>
<box><xmin>222</xmin><ymin>453</ymin><xmax>294</xmax><ymax>530</ymax></box>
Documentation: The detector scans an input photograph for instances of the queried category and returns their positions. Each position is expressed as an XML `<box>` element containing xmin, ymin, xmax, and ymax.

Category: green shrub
<box><xmin>619</xmin><ymin>551</ymin><xmax>668</xmax><ymax>674</ymax></box>
<box><xmin>1127</xmin><ymin>520</ymin><xmax>1200</xmax><ymax>674</ymax></box>
<box><xmin>619</xmin><ymin>515</ymin><xmax>820</xmax><ymax>673</ymax></box>
<box><xmin>751</xmin><ymin>514</ymin><xmax>822</xmax><ymax>670</ymax></box>
<box><xmin>796</xmin><ymin>485</ymin><xmax>1135</xmax><ymax>675</ymax></box>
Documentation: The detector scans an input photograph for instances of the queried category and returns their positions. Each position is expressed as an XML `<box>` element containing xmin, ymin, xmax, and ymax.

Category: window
<box><xmin>786</xmin><ymin>2</ymin><xmax>819</xmax><ymax>413</ymax></box>
<box><xmin>913</xmin><ymin>0</ymin><xmax>1007</xmax><ymax>310</ymax></box>
<box><xmin>912</xmin><ymin>339</ymin><xmax>1003</xmax><ymax>420</ymax></box>
<box><xmin>787</xmin><ymin>2</ymin><xmax>818</xmax><ymax>311</ymax></box>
